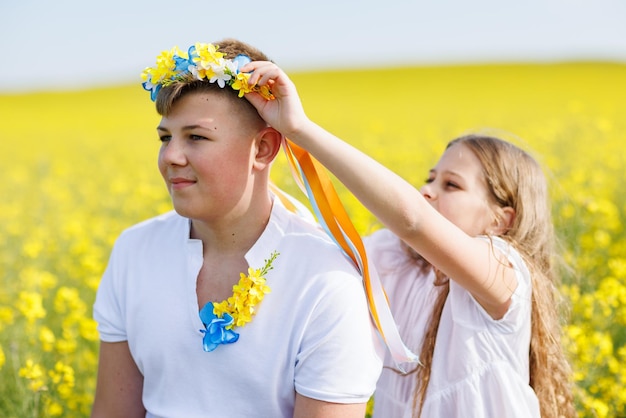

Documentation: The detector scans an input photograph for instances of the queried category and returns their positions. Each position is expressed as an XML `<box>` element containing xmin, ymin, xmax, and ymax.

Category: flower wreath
<box><xmin>141</xmin><ymin>42</ymin><xmax>274</xmax><ymax>101</ymax></box>
<box><xmin>199</xmin><ymin>251</ymin><xmax>279</xmax><ymax>352</ymax></box>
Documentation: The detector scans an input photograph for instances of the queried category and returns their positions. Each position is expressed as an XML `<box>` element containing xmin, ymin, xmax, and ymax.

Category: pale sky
<box><xmin>1</xmin><ymin>0</ymin><xmax>625</xmax><ymax>93</ymax></box>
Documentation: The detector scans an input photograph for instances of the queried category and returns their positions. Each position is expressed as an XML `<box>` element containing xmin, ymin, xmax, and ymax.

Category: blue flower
<box><xmin>232</xmin><ymin>54</ymin><xmax>251</xmax><ymax>74</ymax></box>
<box><xmin>173</xmin><ymin>54</ymin><xmax>191</xmax><ymax>73</ymax></box>
<box><xmin>199</xmin><ymin>302</ymin><xmax>239</xmax><ymax>352</ymax></box>
<box><xmin>187</xmin><ymin>44</ymin><xmax>198</xmax><ymax>59</ymax></box>
<box><xmin>149</xmin><ymin>84</ymin><xmax>161</xmax><ymax>102</ymax></box>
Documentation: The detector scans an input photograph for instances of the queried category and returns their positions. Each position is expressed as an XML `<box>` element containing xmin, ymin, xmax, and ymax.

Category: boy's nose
<box><xmin>160</xmin><ymin>138</ymin><xmax>187</xmax><ymax>166</ymax></box>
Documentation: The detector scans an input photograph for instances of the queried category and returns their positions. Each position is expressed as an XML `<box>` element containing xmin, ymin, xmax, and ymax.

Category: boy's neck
<box><xmin>190</xmin><ymin>195</ymin><xmax>273</xmax><ymax>256</ymax></box>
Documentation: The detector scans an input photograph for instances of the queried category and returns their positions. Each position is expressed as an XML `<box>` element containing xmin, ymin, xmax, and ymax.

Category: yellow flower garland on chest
<box><xmin>199</xmin><ymin>251</ymin><xmax>279</xmax><ymax>352</ymax></box>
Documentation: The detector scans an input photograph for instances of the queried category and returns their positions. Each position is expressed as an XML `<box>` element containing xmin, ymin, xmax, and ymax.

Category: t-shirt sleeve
<box><xmin>293</xmin><ymin>270</ymin><xmax>383</xmax><ymax>403</ymax></box>
<box><xmin>93</xmin><ymin>238</ymin><xmax>128</xmax><ymax>342</ymax></box>
<box><xmin>449</xmin><ymin>237</ymin><xmax>532</xmax><ymax>334</ymax></box>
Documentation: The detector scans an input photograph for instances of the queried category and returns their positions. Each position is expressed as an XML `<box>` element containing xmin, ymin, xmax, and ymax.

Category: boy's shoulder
<box><xmin>116</xmin><ymin>210</ymin><xmax>185</xmax><ymax>244</ymax></box>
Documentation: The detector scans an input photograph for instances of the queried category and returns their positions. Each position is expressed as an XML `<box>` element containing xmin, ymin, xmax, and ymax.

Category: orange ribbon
<box><xmin>282</xmin><ymin>139</ymin><xmax>418</xmax><ymax>368</ymax></box>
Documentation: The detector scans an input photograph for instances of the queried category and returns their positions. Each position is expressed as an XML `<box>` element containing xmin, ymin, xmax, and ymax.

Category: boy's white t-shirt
<box><xmin>366</xmin><ymin>229</ymin><xmax>540</xmax><ymax>418</ymax></box>
<box><xmin>94</xmin><ymin>204</ymin><xmax>382</xmax><ymax>418</ymax></box>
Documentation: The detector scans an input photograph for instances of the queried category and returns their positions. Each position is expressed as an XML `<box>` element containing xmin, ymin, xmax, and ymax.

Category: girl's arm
<box><xmin>244</xmin><ymin>63</ymin><xmax>517</xmax><ymax>319</ymax></box>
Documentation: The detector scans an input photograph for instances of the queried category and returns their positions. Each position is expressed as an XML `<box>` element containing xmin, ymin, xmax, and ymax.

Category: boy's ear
<box><xmin>489</xmin><ymin>206</ymin><xmax>516</xmax><ymax>235</ymax></box>
<box><xmin>253</xmin><ymin>127</ymin><xmax>282</xmax><ymax>170</ymax></box>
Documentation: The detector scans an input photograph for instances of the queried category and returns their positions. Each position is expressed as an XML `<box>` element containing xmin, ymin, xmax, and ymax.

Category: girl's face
<box><xmin>420</xmin><ymin>142</ymin><xmax>497</xmax><ymax>236</ymax></box>
<box><xmin>156</xmin><ymin>92</ymin><xmax>259</xmax><ymax>222</ymax></box>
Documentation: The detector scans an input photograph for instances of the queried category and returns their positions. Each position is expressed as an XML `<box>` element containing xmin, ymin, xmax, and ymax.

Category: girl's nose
<box><xmin>420</xmin><ymin>183</ymin><xmax>435</xmax><ymax>201</ymax></box>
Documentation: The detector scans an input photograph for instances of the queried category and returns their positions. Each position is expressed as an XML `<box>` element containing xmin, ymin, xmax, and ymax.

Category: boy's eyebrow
<box><xmin>156</xmin><ymin>124</ymin><xmax>211</xmax><ymax>132</ymax></box>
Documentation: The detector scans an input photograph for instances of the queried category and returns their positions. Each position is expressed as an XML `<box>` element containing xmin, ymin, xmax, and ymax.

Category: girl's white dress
<box><xmin>366</xmin><ymin>229</ymin><xmax>540</xmax><ymax>418</ymax></box>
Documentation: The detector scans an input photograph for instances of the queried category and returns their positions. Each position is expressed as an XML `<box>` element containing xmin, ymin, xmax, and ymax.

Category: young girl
<box><xmin>244</xmin><ymin>62</ymin><xmax>576</xmax><ymax>417</ymax></box>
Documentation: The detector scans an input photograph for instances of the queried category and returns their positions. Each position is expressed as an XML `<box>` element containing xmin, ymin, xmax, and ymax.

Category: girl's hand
<box><xmin>242</xmin><ymin>61</ymin><xmax>309</xmax><ymax>138</ymax></box>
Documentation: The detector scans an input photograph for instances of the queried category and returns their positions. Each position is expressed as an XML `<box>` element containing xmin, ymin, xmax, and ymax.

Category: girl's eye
<box><xmin>424</xmin><ymin>177</ymin><xmax>434</xmax><ymax>184</ymax></box>
<box><xmin>190</xmin><ymin>134</ymin><xmax>207</xmax><ymax>141</ymax></box>
<box><xmin>159</xmin><ymin>135</ymin><xmax>171</xmax><ymax>143</ymax></box>
<box><xmin>446</xmin><ymin>181</ymin><xmax>459</xmax><ymax>189</ymax></box>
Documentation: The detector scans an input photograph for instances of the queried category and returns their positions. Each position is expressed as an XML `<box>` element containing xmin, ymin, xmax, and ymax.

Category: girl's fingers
<box><xmin>242</xmin><ymin>62</ymin><xmax>284</xmax><ymax>87</ymax></box>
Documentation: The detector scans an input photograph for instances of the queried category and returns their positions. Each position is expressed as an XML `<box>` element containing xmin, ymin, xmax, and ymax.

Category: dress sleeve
<box><xmin>448</xmin><ymin>237</ymin><xmax>532</xmax><ymax>334</ymax></box>
<box><xmin>93</xmin><ymin>237</ymin><xmax>128</xmax><ymax>342</ymax></box>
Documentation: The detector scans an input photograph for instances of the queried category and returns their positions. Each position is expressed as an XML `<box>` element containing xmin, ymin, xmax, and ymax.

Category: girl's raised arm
<box><xmin>244</xmin><ymin>62</ymin><xmax>518</xmax><ymax>319</ymax></box>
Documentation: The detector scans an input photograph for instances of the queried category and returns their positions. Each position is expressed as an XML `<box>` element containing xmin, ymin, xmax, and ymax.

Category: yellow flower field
<box><xmin>1</xmin><ymin>62</ymin><xmax>625</xmax><ymax>417</ymax></box>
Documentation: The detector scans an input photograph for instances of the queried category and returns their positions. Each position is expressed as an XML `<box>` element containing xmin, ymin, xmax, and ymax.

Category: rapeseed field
<box><xmin>1</xmin><ymin>62</ymin><xmax>624</xmax><ymax>417</ymax></box>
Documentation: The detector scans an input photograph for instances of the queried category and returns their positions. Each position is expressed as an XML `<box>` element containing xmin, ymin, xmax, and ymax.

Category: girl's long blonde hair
<box><xmin>411</xmin><ymin>134</ymin><xmax>576</xmax><ymax>417</ymax></box>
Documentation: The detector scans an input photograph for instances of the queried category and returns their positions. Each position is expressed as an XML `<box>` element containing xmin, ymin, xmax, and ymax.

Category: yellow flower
<box><xmin>79</xmin><ymin>317</ymin><xmax>100</xmax><ymax>341</ymax></box>
<box><xmin>211</xmin><ymin>251</ymin><xmax>278</xmax><ymax>329</ymax></box>
<box><xmin>54</xmin><ymin>286</ymin><xmax>87</xmax><ymax>324</ymax></box>
<box><xmin>19</xmin><ymin>267</ymin><xmax>58</xmax><ymax>290</ymax></box>
<box><xmin>231</xmin><ymin>72</ymin><xmax>254</xmax><ymax>97</ymax></box>
<box><xmin>15</xmin><ymin>291</ymin><xmax>46</xmax><ymax>323</ymax></box>
<box><xmin>258</xmin><ymin>84</ymin><xmax>274</xmax><ymax>100</ymax></box>
<box><xmin>48</xmin><ymin>361</ymin><xmax>75</xmax><ymax>399</ymax></box>
<box><xmin>141</xmin><ymin>46</ymin><xmax>186</xmax><ymax>84</ymax></box>
<box><xmin>212</xmin><ymin>300</ymin><xmax>230</xmax><ymax>317</ymax></box>
<box><xmin>56</xmin><ymin>337</ymin><xmax>78</xmax><ymax>354</ymax></box>
<box><xmin>19</xmin><ymin>359</ymin><xmax>47</xmax><ymax>392</ymax></box>
<box><xmin>0</xmin><ymin>344</ymin><xmax>5</xmax><ymax>370</ymax></box>
<box><xmin>193</xmin><ymin>42</ymin><xmax>224</xmax><ymax>69</ymax></box>
<box><xmin>0</xmin><ymin>306</ymin><xmax>14</xmax><ymax>332</ymax></box>
<box><xmin>46</xmin><ymin>401</ymin><xmax>64</xmax><ymax>416</ymax></box>
<box><xmin>235</xmin><ymin>309</ymin><xmax>253</xmax><ymax>327</ymax></box>
<box><xmin>39</xmin><ymin>326</ymin><xmax>56</xmax><ymax>352</ymax></box>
